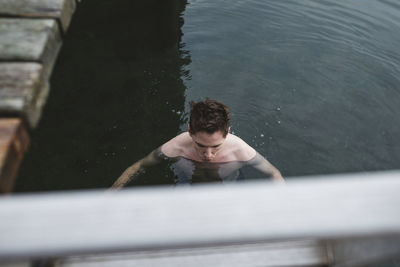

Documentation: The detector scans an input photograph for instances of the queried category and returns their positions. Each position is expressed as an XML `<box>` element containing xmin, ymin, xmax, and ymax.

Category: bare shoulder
<box><xmin>226</xmin><ymin>134</ymin><xmax>256</xmax><ymax>161</ymax></box>
<box><xmin>161</xmin><ymin>132</ymin><xmax>191</xmax><ymax>158</ymax></box>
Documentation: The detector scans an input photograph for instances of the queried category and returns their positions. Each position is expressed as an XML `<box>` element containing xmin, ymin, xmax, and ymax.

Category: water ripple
<box><xmin>183</xmin><ymin>0</ymin><xmax>400</xmax><ymax>175</ymax></box>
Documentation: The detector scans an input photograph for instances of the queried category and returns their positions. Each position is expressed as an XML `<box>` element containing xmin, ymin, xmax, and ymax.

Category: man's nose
<box><xmin>204</xmin><ymin>148</ymin><xmax>213</xmax><ymax>156</ymax></box>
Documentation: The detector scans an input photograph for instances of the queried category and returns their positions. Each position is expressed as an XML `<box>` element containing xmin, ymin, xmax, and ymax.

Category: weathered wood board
<box><xmin>0</xmin><ymin>18</ymin><xmax>62</xmax><ymax>78</ymax></box>
<box><xmin>0</xmin><ymin>0</ymin><xmax>76</xmax><ymax>32</ymax></box>
<box><xmin>0</xmin><ymin>63</ymin><xmax>48</xmax><ymax>128</ymax></box>
<box><xmin>0</xmin><ymin>118</ymin><xmax>29</xmax><ymax>194</ymax></box>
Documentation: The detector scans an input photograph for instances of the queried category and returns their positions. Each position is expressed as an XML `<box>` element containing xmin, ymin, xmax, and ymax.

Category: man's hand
<box><xmin>270</xmin><ymin>169</ymin><xmax>285</xmax><ymax>183</ymax></box>
<box><xmin>109</xmin><ymin>147</ymin><xmax>165</xmax><ymax>190</ymax></box>
<box><xmin>110</xmin><ymin>161</ymin><xmax>142</xmax><ymax>190</ymax></box>
<box><xmin>249</xmin><ymin>153</ymin><xmax>285</xmax><ymax>183</ymax></box>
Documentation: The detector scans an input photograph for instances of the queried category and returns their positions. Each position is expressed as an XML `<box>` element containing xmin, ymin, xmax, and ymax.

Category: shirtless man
<box><xmin>111</xmin><ymin>99</ymin><xmax>283</xmax><ymax>189</ymax></box>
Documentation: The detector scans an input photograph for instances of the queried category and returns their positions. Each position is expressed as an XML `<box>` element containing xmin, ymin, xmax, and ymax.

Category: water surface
<box><xmin>15</xmin><ymin>0</ymin><xmax>400</xmax><ymax>192</ymax></box>
<box><xmin>181</xmin><ymin>0</ymin><xmax>400</xmax><ymax>177</ymax></box>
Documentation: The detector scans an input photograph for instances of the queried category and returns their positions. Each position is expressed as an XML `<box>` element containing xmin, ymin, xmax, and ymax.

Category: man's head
<box><xmin>188</xmin><ymin>98</ymin><xmax>230</xmax><ymax>137</ymax></box>
<box><xmin>188</xmin><ymin>99</ymin><xmax>230</xmax><ymax>161</ymax></box>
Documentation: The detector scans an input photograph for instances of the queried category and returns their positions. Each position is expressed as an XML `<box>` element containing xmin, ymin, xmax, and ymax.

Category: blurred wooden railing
<box><xmin>0</xmin><ymin>170</ymin><xmax>399</xmax><ymax>266</ymax></box>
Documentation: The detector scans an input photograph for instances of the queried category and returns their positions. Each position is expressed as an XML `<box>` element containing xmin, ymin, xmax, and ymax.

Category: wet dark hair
<box><xmin>189</xmin><ymin>98</ymin><xmax>230</xmax><ymax>137</ymax></box>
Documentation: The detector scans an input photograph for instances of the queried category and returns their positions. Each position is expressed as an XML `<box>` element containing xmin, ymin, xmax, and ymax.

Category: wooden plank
<box><xmin>0</xmin><ymin>118</ymin><xmax>29</xmax><ymax>194</ymax></box>
<box><xmin>0</xmin><ymin>0</ymin><xmax>76</xmax><ymax>32</ymax></box>
<box><xmin>0</xmin><ymin>18</ymin><xmax>62</xmax><ymax>78</ymax></box>
<box><xmin>0</xmin><ymin>171</ymin><xmax>399</xmax><ymax>262</ymax></box>
<box><xmin>59</xmin><ymin>240</ymin><xmax>328</xmax><ymax>267</ymax></box>
<box><xmin>0</xmin><ymin>63</ymin><xmax>48</xmax><ymax>128</ymax></box>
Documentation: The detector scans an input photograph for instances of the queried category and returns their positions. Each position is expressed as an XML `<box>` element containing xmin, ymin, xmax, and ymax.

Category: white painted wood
<box><xmin>59</xmin><ymin>240</ymin><xmax>327</xmax><ymax>267</ymax></box>
<box><xmin>0</xmin><ymin>171</ymin><xmax>399</xmax><ymax>262</ymax></box>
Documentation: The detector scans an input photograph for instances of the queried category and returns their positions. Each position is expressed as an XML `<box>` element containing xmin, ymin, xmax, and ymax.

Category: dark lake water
<box><xmin>15</xmin><ymin>0</ymin><xmax>400</xmax><ymax>192</ymax></box>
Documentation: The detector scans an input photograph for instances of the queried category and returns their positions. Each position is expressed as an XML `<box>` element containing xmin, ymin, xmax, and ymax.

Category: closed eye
<box><xmin>196</xmin><ymin>142</ymin><xmax>206</xmax><ymax>148</ymax></box>
<box><xmin>195</xmin><ymin>142</ymin><xmax>222</xmax><ymax>148</ymax></box>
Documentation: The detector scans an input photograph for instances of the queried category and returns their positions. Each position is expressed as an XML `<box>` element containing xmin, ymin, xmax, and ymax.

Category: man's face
<box><xmin>190</xmin><ymin>131</ymin><xmax>226</xmax><ymax>162</ymax></box>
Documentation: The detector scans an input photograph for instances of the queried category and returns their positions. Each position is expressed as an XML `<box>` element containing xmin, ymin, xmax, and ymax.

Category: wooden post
<box><xmin>0</xmin><ymin>1</ymin><xmax>77</xmax><ymax>192</ymax></box>
<box><xmin>0</xmin><ymin>118</ymin><xmax>29</xmax><ymax>194</ymax></box>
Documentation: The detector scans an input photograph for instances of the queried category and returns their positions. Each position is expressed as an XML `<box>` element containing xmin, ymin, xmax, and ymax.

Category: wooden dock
<box><xmin>0</xmin><ymin>0</ymin><xmax>77</xmax><ymax>193</ymax></box>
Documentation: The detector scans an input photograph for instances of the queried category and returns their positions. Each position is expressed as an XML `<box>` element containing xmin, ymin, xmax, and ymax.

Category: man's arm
<box><xmin>247</xmin><ymin>153</ymin><xmax>284</xmax><ymax>183</ymax></box>
<box><xmin>110</xmin><ymin>147</ymin><xmax>166</xmax><ymax>190</ymax></box>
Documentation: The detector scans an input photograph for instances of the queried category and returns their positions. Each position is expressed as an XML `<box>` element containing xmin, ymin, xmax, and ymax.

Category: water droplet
<box><xmin>276</xmin><ymin>107</ymin><xmax>281</xmax><ymax>111</ymax></box>
<box><xmin>277</xmin><ymin>120</ymin><xmax>281</xmax><ymax>124</ymax></box>
<box><xmin>260</xmin><ymin>134</ymin><xmax>264</xmax><ymax>137</ymax></box>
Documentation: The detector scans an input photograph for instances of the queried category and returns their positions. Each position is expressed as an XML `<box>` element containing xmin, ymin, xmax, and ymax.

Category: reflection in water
<box><xmin>15</xmin><ymin>0</ymin><xmax>190</xmax><ymax>192</ymax></box>
<box><xmin>172</xmin><ymin>157</ymin><xmax>246</xmax><ymax>184</ymax></box>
